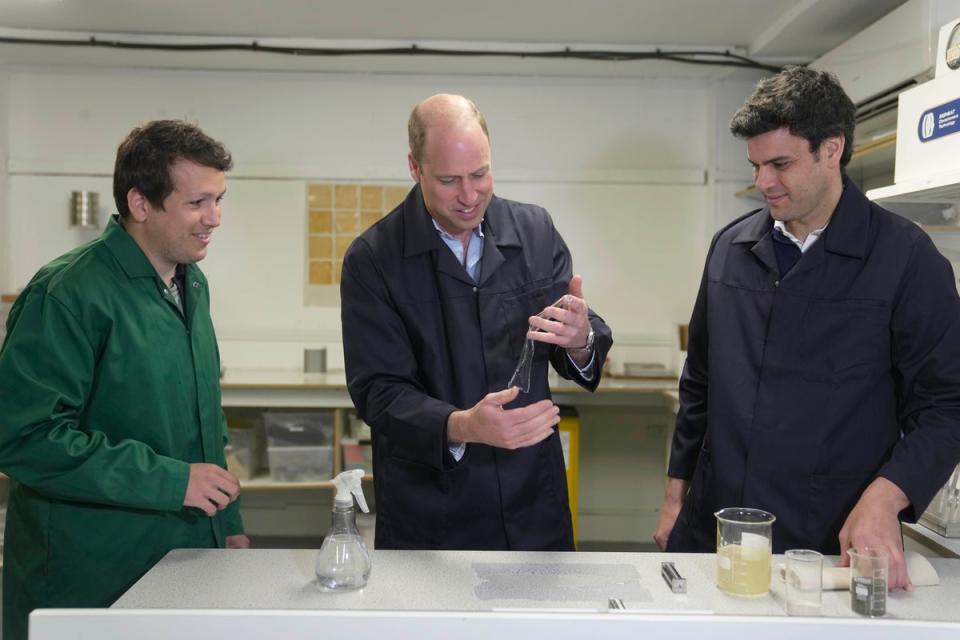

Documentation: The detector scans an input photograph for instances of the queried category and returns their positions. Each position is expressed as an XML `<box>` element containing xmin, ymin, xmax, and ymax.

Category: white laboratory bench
<box><xmin>28</xmin><ymin>549</ymin><xmax>960</xmax><ymax>639</ymax></box>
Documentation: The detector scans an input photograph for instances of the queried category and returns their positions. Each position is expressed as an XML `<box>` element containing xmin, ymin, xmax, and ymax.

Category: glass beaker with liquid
<box><xmin>714</xmin><ymin>507</ymin><xmax>776</xmax><ymax>597</ymax></box>
<box><xmin>848</xmin><ymin>547</ymin><xmax>887</xmax><ymax>617</ymax></box>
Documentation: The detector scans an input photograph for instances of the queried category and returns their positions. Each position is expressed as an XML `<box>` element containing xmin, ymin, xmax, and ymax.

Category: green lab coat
<box><xmin>0</xmin><ymin>216</ymin><xmax>242</xmax><ymax>640</ymax></box>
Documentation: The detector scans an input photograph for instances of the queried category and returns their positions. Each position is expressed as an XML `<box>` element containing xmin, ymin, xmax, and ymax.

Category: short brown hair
<box><xmin>113</xmin><ymin>120</ymin><xmax>233</xmax><ymax>218</ymax></box>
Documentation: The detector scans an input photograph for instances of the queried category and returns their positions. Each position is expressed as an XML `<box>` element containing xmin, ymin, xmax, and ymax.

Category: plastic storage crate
<box><xmin>267</xmin><ymin>445</ymin><xmax>333</xmax><ymax>482</ymax></box>
<box><xmin>225</xmin><ymin>427</ymin><xmax>264</xmax><ymax>480</ymax></box>
<box><xmin>263</xmin><ymin>411</ymin><xmax>334</xmax><ymax>447</ymax></box>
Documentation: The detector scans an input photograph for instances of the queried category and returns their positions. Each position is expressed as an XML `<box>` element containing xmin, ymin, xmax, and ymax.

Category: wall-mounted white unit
<box><xmin>868</xmin><ymin>15</ymin><xmax>960</xmax><ymax>205</ymax></box>
<box><xmin>810</xmin><ymin>0</ymin><xmax>958</xmax><ymax>107</ymax></box>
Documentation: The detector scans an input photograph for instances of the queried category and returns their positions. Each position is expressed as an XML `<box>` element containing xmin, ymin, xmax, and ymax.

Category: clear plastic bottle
<box><xmin>315</xmin><ymin>469</ymin><xmax>371</xmax><ymax>589</ymax></box>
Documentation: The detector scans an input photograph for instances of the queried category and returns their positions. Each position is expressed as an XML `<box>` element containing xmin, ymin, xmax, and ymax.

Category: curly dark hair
<box><xmin>729</xmin><ymin>66</ymin><xmax>856</xmax><ymax>167</ymax></box>
<box><xmin>113</xmin><ymin>120</ymin><xmax>233</xmax><ymax>218</ymax></box>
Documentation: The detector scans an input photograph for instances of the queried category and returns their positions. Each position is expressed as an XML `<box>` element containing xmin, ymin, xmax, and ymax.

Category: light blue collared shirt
<box><xmin>433</xmin><ymin>218</ymin><xmax>484</xmax><ymax>281</ymax></box>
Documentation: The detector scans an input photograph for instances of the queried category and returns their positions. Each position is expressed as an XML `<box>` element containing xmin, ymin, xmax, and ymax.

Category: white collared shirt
<box><xmin>773</xmin><ymin>219</ymin><xmax>829</xmax><ymax>253</ymax></box>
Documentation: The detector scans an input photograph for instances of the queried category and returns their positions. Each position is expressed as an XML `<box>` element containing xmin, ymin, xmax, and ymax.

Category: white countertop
<box><xmin>218</xmin><ymin>368</ymin><xmax>677</xmax><ymax>408</ymax></box>
<box><xmin>113</xmin><ymin>549</ymin><xmax>960</xmax><ymax>623</ymax></box>
<box><xmin>221</xmin><ymin>369</ymin><xmax>350</xmax><ymax>389</ymax></box>
<box><xmin>905</xmin><ymin>523</ymin><xmax>960</xmax><ymax>558</ymax></box>
<box><xmin>221</xmin><ymin>367</ymin><xmax>677</xmax><ymax>393</ymax></box>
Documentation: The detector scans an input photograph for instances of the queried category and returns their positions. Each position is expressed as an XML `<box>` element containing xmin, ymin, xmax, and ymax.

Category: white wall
<box><xmin>710</xmin><ymin>74</ymin><xmax>765</xmax><ymax>232</ymax></box>
<box><xmin>2</xmin><ymin>65</ymin><xmax>759</xmax><ymax>373</ymax></box>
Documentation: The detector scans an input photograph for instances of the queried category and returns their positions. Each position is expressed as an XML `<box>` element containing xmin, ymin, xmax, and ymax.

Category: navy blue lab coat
<box><xmin>341</xmin><ymin>185</ymin><xmax>612</xmax><ymax>550</ymax></box>
<box><xmin>668</xmin><ymin>177</ymin><xmax>960</xmax><ymax>554</ymax></box>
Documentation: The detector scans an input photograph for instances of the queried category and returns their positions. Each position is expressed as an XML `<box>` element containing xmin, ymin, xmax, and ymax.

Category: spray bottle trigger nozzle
<box><xmin>331</xmin><ymin>469</ymin><xmax>369</xmax><ymax>513</ymax></box>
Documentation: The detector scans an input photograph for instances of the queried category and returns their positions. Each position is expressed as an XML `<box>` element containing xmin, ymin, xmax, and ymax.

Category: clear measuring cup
<box><xmin>714</xmin><ymin>507</ymin><xmax>776</xmax><ymax>597</ymax></box>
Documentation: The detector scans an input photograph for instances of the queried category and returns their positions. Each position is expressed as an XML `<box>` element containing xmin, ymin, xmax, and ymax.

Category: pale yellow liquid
<box><xmin>716</xmin><ymin>544</ymin><xmax>772</xmax><ymax>596</ymax></box>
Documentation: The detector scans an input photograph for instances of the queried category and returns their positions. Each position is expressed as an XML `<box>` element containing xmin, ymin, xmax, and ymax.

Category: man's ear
<box><xmin>823</xmin><ymin>135</ymin><xmax>845</xmax><ymax>168</ymax></box>
<box><xmin>407</xmin><ymin>152</ymin><xmax>422</xmax><ymax>184</ymax></box>
<box><xmin>127</xmin><ymin>188</ymin><xmax>150</xmax><ymax>222</ymax></box>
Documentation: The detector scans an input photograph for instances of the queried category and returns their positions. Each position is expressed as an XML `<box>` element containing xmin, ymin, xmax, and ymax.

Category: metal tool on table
<box><xmin>661</xmin><ymin>561</ymin><xmax>687</xmax><ymax>594</ymax></box>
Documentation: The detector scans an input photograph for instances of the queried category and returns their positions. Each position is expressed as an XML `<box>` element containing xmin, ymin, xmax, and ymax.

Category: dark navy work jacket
<box><xmin>341</xmin><ymin>186</ymin><xmax>612</xmax><ymax>550</ymax></box>
<box><xmin>668</xmin><ymin>178</ymin><xmax>960</xmax><ymax>554</ymax></box>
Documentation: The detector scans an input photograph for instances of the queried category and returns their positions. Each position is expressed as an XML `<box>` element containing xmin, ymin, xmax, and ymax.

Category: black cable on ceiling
<box><xmin>0</xmin><ymin>35</ymin><xmax>785</xmax><ymax>73</ymax></box>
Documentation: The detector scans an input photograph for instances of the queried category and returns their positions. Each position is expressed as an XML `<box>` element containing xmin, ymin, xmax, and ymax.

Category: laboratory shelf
<box><xmin>869</xmin><ymin>171</ymin><xmax>960</xmax><ymax>205</ymax></box>
<box><xmin>221</xmin><ymin>368</ymin><xmax>676</xmax><ymax>545</ymax></box>
<box><xmin>240</xmin><ymin>473</ymin><xmax>372</xmax><ymax>491</ymax></box>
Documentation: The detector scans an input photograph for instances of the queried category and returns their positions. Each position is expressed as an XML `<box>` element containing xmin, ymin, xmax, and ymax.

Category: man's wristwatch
<box><xmin>571</xmin><ymin>328</ymin><xmax>595</xmax><ymax>352</ymax></box>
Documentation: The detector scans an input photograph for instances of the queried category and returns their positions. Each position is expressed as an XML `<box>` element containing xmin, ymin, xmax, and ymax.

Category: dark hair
<box><xmin>729</xmin><ymin>66</ymin><xmax>856</xmax><ymax>167</ymax></box>
<box><xmin>113</xmin><ymin>120</ymin><xmax>233</xmax><ymax>218</ymax></box>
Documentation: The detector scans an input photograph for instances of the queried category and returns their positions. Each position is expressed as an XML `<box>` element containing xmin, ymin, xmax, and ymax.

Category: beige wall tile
<box><xmin>308</xmin><ymin>235</ymin><xmax>332</xmax><ymax>259</ymax></box>
<box><xmin>308</xmin><ymin>183</ymin><xmax>413</xmax><ymax>301</ymax></box>
<box><xmin>360</xmin><ymin>186</ymin><xmax>384</xmax><ymax>211</ymax></box>
<box><xmin>335</xmin><ymin>184</ymin><xmax>358</xmax><ymax>209</ymax></box>
<box><xmin>308</xmin><ymin>184</ymin><xmax>332</xmax><ymax>209</ymax></box>
<box><xmin>309</xmin><ymin>261</ymin><xmax>333</xmax><ymax>285</ymax></box>
<box><xmin>361</xmin><ymin>211</ymin><xmax>382</xmax><ymax>229</ymax></box>
<box><xmin>309</xmin><ymin>210</ymin><xmax>332</xmax><ymax>233</ymax></box>
<box><xmin>385</xmin><ymin>186</ymin><xmax>410</xmax><ymax>210</ymax></box>
<box><xmin>335</xmin><ymin>236</ymin><xmax>354</xmax><ymax>260</ymax></box>
<box><xmin>335</xmin><ymin>211</ymin><xmax>360</xmax><ymax>234</ymax></box>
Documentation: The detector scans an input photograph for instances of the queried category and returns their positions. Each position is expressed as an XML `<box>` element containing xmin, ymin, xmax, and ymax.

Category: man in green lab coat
<box><xmin>0</xmin><ymin>120</ymin><xmax>249</xmax><ymax>640</ymax></box>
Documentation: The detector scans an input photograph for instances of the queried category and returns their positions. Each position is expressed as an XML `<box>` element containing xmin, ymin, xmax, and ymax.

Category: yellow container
<box><xmin>557</xmin><ymin>409</ymin><xmax>580</xmax><ymax>545</ymax></box>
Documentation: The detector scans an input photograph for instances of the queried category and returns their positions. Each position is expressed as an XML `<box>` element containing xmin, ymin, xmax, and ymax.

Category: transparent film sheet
<box><xmin>473</xmin><ymin>562</ymin><xmax>653</xmax><ymax>603</ymax></box>
<box><xmin>507</xmin><ymin>295</ymin><xmax>571</xmax><ymax>393</ymax></box>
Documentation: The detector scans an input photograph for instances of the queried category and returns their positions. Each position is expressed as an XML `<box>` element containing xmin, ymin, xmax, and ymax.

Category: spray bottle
<box><xmin>315</xmin><ymin>469</ymin><xmax>371</xmax><ymax>589</ymax></box>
